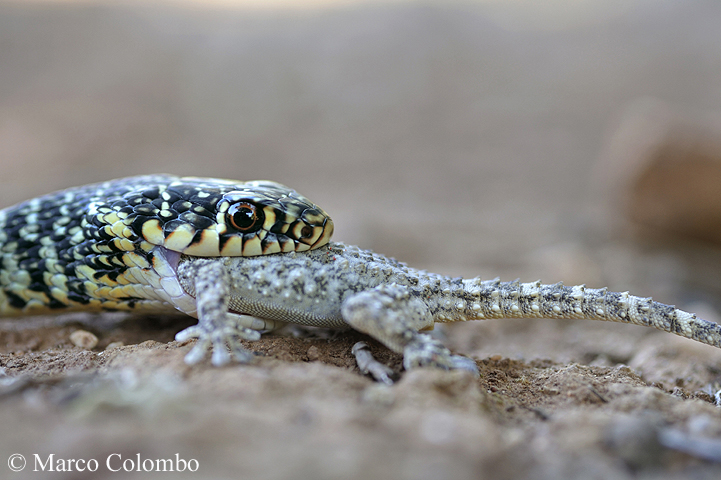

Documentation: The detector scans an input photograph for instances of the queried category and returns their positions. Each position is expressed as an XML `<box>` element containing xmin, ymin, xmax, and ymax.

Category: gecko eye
<box><xmin>228</xmin><ymin>202</ymin><xmax>265</xmax><ymax>233</ymax></box>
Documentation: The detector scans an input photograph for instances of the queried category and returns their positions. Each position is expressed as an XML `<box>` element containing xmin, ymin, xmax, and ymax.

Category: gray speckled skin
<box><xmin>173</xmin><ymin>241</ymin><xmax>721</xmax><ymax>377</ymax></box>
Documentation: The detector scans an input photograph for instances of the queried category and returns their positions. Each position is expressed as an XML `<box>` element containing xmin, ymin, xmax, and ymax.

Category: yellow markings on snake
<box><xmin>24</xmin><ymin>289</ymin><xmax>50</xmax><ymax>304</ymax></box>
<box><xmin>261</xmin><ymin>209</ymin><xmax>276</xmax><ymax>232</ymax></box>
<box><xmin>141</xmin><ymin>219</ymin><xmax>164</xmax><ymax>245</ymax></box>
<box><xmin>110</xmin><ymin>221</ymin><xmax>126</xmax><ymax>237</ymax></box>
<box><xmin>11</xmin><ymin>270</ymin><xmax>31</xmax><ymax>285</ymax></box>
<box><xmin>95</xmin><ymin>274</ymin><xmax>118</xmax><ymax>287</ymax></box>
<box><xmin>214</xmin><ymin>222</ymin><xmax>228</xmax><ymax>235</ymax></box>
<box><xmin>113</xmin><ymin>238</ymin><xmax>135</xmax><ymax>251</ymax></box>
<box><xmin>220</xmin><ymin>235</ymin><xmax>243</xmax><ymax>256</ymax></box>
<box><xmin>165</xmin><ymin>223</ymin><xmax>195</xmax><ymax>251</ymax></box>
<box><xmin>96</xmin><ymin>256</ymin><xmax>112</xmax><ymax>268</ymax></box>
<box><xmin>104</xmin><ymin>212</ymin><xmax>120</xmax><ymax>224</ymax></box>
<box><xmin>24</xmin><ymin>299</ymin><xmax>47</xmax><ymax>311</ymax></box>
<box><xmin>50</xmin><ymin>287</ymin><xmax>69</xmax><ymax>304</ymax></box>
<box><xmin>139</xmin><ymin>241</ymin><xmax>155</xmax><ymax>253</ymax></box>
<box><xmin>183</xmin><ymin>229</ymin><xmax>220</xmax><ymax>256</ymax></box>
<box><xmin>242</xmin><ymin>236</ymin><xmax>263</xmax><ymax>257</ymax></box>
<box><xmin>262</xmin><ymin>239</ymin><xmax>282</xmax><ymax>255</ymax></box>
<box><xmin>95</xmin><ymin>286</ymin><xmax>112</xmax><ymax>298</ymax></box>
<box><xmin>281</xmin><ymin>239</ymin><xmax>295</xmax><ymax>253</ymax></box>
<box><xmin>82</xmin><ymin>281</ymin><xmax>97</xmax><ymax>295</ymax></box>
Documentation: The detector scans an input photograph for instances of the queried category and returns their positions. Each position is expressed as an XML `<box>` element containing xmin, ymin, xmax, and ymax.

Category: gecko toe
<box><xmin>175</xmin><ymin>325</ymin><xmax>202</xmax><ymax>342</ymax></box>
<box><xmin>352</xmin><ymin>341</ymin><xmax>396</xmax><ymax>385</ymax></box>
<box><xmin>211</xmin><ymin>344</ymin><xmax>232</xmax><ymax>366</ymax></box>
<box><xmin>448</xmin><ymin>355</ymin><xmax>480</xmax><ymax>376</ymax></box>
<box><xmin>183</xmin><ymin>338</ymin><xmax>211</xmax><ymax>365</ymax></box>
<box><xmin>403</xmin><ymin>338</ymin><xmax>479</xmax><ymax>375</ymax></box>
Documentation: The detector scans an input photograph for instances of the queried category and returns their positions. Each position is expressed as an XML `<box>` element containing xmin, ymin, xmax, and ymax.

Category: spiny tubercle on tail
<box><xmin>437</xmin><ymin>278</ymin><xmax>721</xmax><ymax>348</ymax></box>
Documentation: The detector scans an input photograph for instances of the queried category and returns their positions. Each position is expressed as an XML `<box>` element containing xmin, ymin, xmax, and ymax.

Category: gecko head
<box><xmin>123</xmin><ymin>177</ymin><xmax>334</xmax><ymax>257</ymax></box>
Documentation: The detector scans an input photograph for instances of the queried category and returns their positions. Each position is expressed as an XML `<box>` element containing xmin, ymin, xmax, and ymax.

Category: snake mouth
<box><xmin>154</xmin><ymin>246</ymin><xmax>182</xmax><ymax>274</ymax></box>
<box><xmin>316</xmin><ymin>216</ymin><xmax>334</xmax><ymax>247</ymax></box>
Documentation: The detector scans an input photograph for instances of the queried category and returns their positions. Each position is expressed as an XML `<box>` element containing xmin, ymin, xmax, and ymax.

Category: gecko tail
<box><xmin>460</xmin><ymin>278</ymin><xmax>721</xmax><ymax>349</ymax></box>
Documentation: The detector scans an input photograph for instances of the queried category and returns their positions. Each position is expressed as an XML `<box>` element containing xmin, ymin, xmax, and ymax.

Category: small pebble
<box><xmin>69</xmin><ymin>330</ymin><xmax>98</xmax><ymax>349</ymax></box>
<box><xmin>106</xmin><ymin>341</ymin><xmax>124</xmax><ymax>350</ymax></box>
<box><xmin>306</xmin><ymin>345</ymin><xmax>320</xmax><ymax>361</ymax></box>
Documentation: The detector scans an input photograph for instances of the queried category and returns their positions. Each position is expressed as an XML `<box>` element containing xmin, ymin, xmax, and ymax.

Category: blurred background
<box><xmin>2</xmin><ymin>0</ymin><xmax>721</xmax><ymax>299</ymax></box>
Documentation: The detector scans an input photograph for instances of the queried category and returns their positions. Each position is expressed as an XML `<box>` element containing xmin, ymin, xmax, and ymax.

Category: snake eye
<box><xmin>228</xmin><ymin>202</ymin><xmax>265</xmax><ymax>233</ymax></box>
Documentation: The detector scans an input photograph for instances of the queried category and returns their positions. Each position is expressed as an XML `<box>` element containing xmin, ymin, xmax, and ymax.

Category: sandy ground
<box><xmin>1</xmin><ymin>1</ymin><xmax>721</xmax><ymax>478</ymax></box>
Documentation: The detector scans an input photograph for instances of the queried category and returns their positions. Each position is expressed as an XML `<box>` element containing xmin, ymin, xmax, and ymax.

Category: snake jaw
<box><xmin>148</xmin><ymin>246</ymin><xmax>197</xmax><ymax>316</ymax></box>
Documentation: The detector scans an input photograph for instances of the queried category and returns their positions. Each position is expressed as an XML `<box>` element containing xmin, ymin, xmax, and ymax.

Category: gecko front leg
<box><xmin>342</xmin><ymin>284</ymin><xmax>479</xmax><ymax>377</ymax></box>
<box><xmin>175</xmin><ymin>260</ymin><xmax>270</xmax><ymax>366</ymax></box>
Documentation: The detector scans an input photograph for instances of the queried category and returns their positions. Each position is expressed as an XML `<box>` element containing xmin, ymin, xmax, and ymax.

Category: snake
<box><xmin>0</xmin><ymin>174</ymin><xmax>333</xmax><ymax>317</ymax></box>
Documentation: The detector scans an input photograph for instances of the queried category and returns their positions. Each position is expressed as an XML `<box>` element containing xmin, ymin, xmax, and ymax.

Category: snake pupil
<box><xmin>228</xmin><ymin>202</ymin><xmax>264</xmax><ymax>232</ymax></box>
<box><xmin>234</xmin><ymin>208</ymin><xmax>254</xmax><ymax>228</ymax></box>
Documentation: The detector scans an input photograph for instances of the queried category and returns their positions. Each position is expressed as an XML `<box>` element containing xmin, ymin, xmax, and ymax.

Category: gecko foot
<box><xmin>352</xmin><ymin>341</ymin><xmax>396</xmax><ymax>385</ymax></box>
<box><xmin>403</xmin><ymin>336</ymin><xmax>479</xmax><ymax>376</ymax></box>
<box><xmin>175</xmin><ymin>323</ymin><xmax>260</xmax><ymax>366</ymax></box>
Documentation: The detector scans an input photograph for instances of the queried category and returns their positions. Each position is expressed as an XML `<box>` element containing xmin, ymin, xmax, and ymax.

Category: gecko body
<box><xmin>174</xmin><ymin>241</ymin><xmax>721</xmax><ymax>380</ymax></box>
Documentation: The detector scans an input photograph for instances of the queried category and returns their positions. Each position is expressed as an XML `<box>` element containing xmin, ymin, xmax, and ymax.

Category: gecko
<box><xmin>2</xmin><ymin>175</ymin><xmax>720</xmax><ymax>384</ymax></box>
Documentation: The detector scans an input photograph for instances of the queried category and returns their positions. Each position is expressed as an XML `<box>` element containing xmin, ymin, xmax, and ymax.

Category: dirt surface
<box><xmin>2</xmin><ymin>312</ymin><xmax>721</xmax><ymax>479</ymax></box>
<box><xmin>2</xmin><ymin>1</ymin><xmax>721</xmax><ymax>479</ymax></box>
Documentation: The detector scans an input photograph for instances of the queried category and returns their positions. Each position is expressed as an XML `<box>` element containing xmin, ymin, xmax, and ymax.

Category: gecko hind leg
<box><xmin>341</xmin><ymin>284</ymin><xmax>479</xmax><ymax>377</ymax></box>
<box><xmin>174</xmin><ymin>261</ymin><xmax>263</xmax><ymax>366</ymax></box>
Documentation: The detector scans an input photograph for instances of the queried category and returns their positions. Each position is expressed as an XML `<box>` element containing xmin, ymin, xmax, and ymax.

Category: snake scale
<box><xmin>1</xmin><ymin>175</ymin><xmax>720</xmax><ymax>382</ymax></box>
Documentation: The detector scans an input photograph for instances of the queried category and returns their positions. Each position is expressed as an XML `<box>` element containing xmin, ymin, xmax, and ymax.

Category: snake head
<box><xmin>89</xmin><ymin>175</ymin><xmax>334</xmax><ymax>257</ymax></box>
<box><xmin>208</xmin><ymin>179</ymin><xmax>334</xmax><ymax>256</ymax></box>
